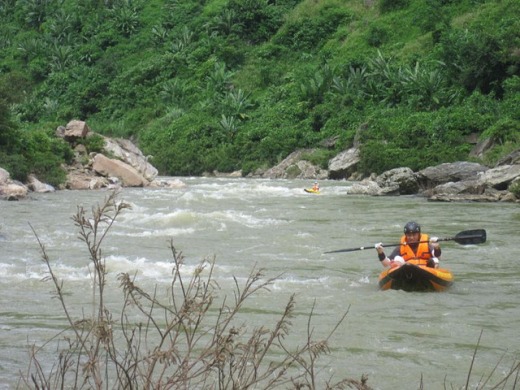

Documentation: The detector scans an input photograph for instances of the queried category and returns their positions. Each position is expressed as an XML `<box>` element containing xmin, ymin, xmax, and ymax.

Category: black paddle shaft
<box><xmin>324</xmin><ymin>229</ymin><xmax>486</xmax><ymax>254</ymax></box>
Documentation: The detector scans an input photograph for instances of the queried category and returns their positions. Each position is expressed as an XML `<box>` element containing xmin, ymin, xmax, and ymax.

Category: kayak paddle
<box><xmin>323</xmin><ymin>229</ymin><xmax>486</xmax><ymax>254</ymax></box>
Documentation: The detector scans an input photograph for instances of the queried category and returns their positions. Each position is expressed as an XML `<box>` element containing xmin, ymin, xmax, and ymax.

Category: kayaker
<box><xmin>374</xmin><ymin>221</ymin><xmax>441</xmax><ymax>268</ymax></box>
<box><xmin>312</xmin><ymin>181</ymin><xmax>319</xmax><ymax>192</ymax></box>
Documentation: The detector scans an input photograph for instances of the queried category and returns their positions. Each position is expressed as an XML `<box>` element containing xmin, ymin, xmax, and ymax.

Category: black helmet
<box><xmin>404</xmin><ymin>221</ymin><xmax>421</xmax><ymax>234</ymax></box>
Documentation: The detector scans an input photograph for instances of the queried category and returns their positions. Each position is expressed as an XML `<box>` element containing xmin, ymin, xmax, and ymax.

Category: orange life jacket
<box><xmin>400</xmin><ymin>233</ymin><xmax>432</xmax><ymax>265</ymax></box>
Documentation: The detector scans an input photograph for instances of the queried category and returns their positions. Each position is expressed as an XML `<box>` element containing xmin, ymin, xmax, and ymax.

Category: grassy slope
<box><xmin>1</xmin><ymin>0</ymin><xmax>518</xmax><ymax>178</ymax></box>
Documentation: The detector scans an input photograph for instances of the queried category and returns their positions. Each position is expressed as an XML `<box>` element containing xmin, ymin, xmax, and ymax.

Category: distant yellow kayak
<box><xmin>304</xmin><ymin>188</ymin><xmax>321</xmax><ymax>194</ymax></box>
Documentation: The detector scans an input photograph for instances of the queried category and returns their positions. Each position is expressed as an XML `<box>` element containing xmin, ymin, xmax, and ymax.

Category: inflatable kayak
<box><xmin>304</xmin><ymin>188</ymin><xmax>320</xmax><ymax>194</ymax></box>
<box><xmin>378</xmin><ymin>261</ymin><xmax>454</xmax><ymax>292</ymax></box>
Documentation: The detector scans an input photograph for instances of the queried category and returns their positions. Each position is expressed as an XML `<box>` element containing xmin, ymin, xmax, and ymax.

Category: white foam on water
<box><xmin>358</xmin><ymin>275</ymin><xmax>371</xmax><ymax>284</ymax></box>
<box><xmin>25</xmin><ymin>261</ymin><xmax>91</xmax><ymax>282</ymax></box>
<box><xmin>176</xmin><ymin>179</ymin><xmax>310</xmax><ymax>201</ymax></box>
<box><xmin>115</xmin><ymin>227</ymin><xmax>196</xmax><ymax>237</ymax></box>
<box><xmin>116</xmin><ymin>206</ymin><xmax>287</xmax><ymax>237</ymax></box>
<box><xmin>119</xmin><ymin>208</ymin><xmax>199</xmax><ymax>225</ymax></box>
<box><xmin>206</xmin><ymin>210</ymin><xmax>286</xmax><ymax>228</ymax></box>
<box><xmin>271</xmin><ymin>274</ymin><xmax>331</xmax><ymax>291</ymax></box>
<box><xmin>0</xmin><ymin>263</ymin><xmax>28</xmax><ymax>282</ymax></box>
<box><xmin>101</xmin><ymin>254</ymin><xmax>236</xmax><ymax>284</ymax></box>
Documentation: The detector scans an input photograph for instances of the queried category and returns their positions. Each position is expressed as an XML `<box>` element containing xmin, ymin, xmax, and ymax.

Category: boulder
<box><xmin>60</xmin><ymin>120</ymin><xmax>90</xmax><ymax>142</ymax></box>
<box><xmin>0</xmin><ymin>168</ymin><xmax>28</xmax><ymax>200</ymax></box>
<box><xmin>349</xmin><ymin>159</ymin><xmax>520</xmax><ymax>202</ymax></box>
<box><xmin>347</xmin><ymin>179</ymin><xmax>400</xmax><ymax>196</ymax></box>
<box><xmin>0</xmin><ymin>168</ymin><xmax>9</xmax><ymax>184</ymax></box>
<box><xmin>103</xmin><ymin>137</ymin><xmax>158</xmax><ymax>181</ymax></box>
<box><xmin>262</xmin><ymin>149</ymin><xmax>328</xmax><ymax>179</ymax></box>
<box><xmin>320</xmin><ymin>135</ymin><xmax>339</xmax><ymax>149</ymax></box>
<box><xmin>428</xmin><ymin>193</ymin><xmax>501</xmax><ymax>202</ymax></box>
<box><xmin>375</xmin><ymin>167</ymin><xmax>419</xmax><ymax>195</ymax></box>
<box><xmin>205</xmin><ymin>170</ymin><xmax>243</xmax><ymax>178</ymax></box>
<box><xmin>27</xmin><ymin>175</ymin><xmax>55</xmax><ymax>193</ymax></box>
<box><xmin>431</xmin><ymin>180</ymin><xmax>484</xmax><ymax>195</ymax></box>
<box><xmin>150</xmin><ymin>178</ymin><xmax>187</xmax><ymax>189</ymax></box>
<box><xmin>428</xmin><ymin>187</ymin><xmax>512</xmax><ymax>202</ymax></box>
<box><xmin>92</xmin><ymin>154</ymin><xmax>147</xmax><ymax>187</ymax></box>
<box><xmin>0</xmin><ymin>182</ymin><xmax>28</xmax><ymax>200</ymax></box>
<box><xmin>470</xmin><ymin>137</ymin><xmax>494</xmax><ymax>158</ymax></box>
<box><xmin>477</xmin><ymin>164</ymin><xmax>520</xmax><ymax>190</ymax></box>
<box><xmin>347</xmin><ymin>179</ymin><xmax>382</xmax><ymax>196</ymax></box>
<box><xmin>328</xmin><ymin>148</ymin><xmax>360</xmax><ymax>180</ymax></box>
<box><xmin>416</xmin><ymin>162</ymin><xmax>488</xmax><ymax>189</ymax></box>
<box><xmin>495</xmin><ymin>149</ymin><xmax>520</xmax><ymax>166</ymax></box>
<box><xmin>65</xmin><ymin>170</ymin><xmax>111</xmax><ymax>190</ymax></box>
<box><xmin>423</xmin><ymin>162</ymin><xmax>520</xmax><ymax>202</ymax></box>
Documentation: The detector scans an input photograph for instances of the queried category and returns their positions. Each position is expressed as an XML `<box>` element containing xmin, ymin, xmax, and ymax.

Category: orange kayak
<box><xmin>378</xmin><ymin>262</ymin><xmax>454</xmax><ymax>292</ymax></box>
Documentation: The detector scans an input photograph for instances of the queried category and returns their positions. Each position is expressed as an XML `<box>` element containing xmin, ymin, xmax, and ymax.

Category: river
<box><xmin>1</xmin><ymin>177</ymin><xmax>519</xmax><ymax>389</ymax></box>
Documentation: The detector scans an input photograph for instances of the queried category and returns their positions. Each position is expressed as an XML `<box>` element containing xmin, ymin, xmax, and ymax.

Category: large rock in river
<box><xmin>416</xmin><ymin>162</ymin><xmax>488</xmax><ymax>189</ymax></box>
<box><xmin>0</xmin><ymin>168</ymin><xmax>28</xmax><ymax>200</ymax></box>
<box><xmin>376</xmin><ymin>167</ymin><xmax>419</xmax><ymax>195</ymax></box>
<box><xmin>477</xmin><ymin>164</ymin><xmax>520</xmax><ymax>190</ymax></box>
<box><xmin>92</xmin><ymin>154</ymin><xmax>147</xmax><ymax>187</ymax></box>
<box><xmin>103</xmin><ymin>137</ymin><xmax>158</xmax><ymax>181</ymax></box>
<box><xmin>261</xmin><ymin>149</ymin><xmax>328</xmax><ymax>179</ymax></box>
<box><xmin>328</xmin><ymin>148</ymin><xmax>360</xmax><ymax>180</ymax></box>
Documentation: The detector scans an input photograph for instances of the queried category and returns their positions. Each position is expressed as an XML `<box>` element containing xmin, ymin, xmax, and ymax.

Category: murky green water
<box><xmin>1</xmin><ymin>177</ymin><xmax>519</xmax><ymax>389</ymax></box>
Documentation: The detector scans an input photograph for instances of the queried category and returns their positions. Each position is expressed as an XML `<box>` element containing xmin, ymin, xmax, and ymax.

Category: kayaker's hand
<box><xmin>375</xmin><ymin>243</ymin><xmax>387</xmax><ymax>262</ymax></box>
<box><xmin>430</xmin><ymin>237</ymin><xmax>440</xmax><ymax>249</ymax></box>
<box><xmin>428</xmin><ymin>257</ymin><xmax>439</xmax><ymax>268</ymax></box>
<box><xmin>374</xmin><ymin>242</ymin><xmax>386</xmax><ymax>260</ymax></box>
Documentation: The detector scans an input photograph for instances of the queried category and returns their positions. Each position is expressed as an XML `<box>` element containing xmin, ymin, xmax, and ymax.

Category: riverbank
<box><xmin>1</xmin><ymin>120</ymin><xmax>519</xmax><ymax>202</ymax></box>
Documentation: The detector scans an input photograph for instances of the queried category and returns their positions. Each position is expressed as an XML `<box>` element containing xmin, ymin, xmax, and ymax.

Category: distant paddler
<box><xmin>304</xmin><ymin>181</ymin><xmax>320</xmax><ymax>194</ymax></box>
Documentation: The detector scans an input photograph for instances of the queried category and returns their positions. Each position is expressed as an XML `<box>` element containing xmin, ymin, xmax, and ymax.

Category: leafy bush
<box><xmin>2</xmin><ymin>94</ymin><xmax>72</xmax><ymax>185</ymax></box>
<box><xmin>366</xmin><ymin>25</ymin><xmax>390</xmax><ymax>48</ymax></box>
<box><xmin>0</xmin><ymin>152</ymin><xmax>30</xmax><ymax>182</ymax></box>
<box><xmin>25</xmin><ymin>130</ymin><xmax>73</xmax><ymax>186</ymax></box>
<box><xmin>481</xmin><ymin>118</ymin><xmax>520</xmax><ymax>166</ymax></box>
<box><xmin>301</xmin><ymin>148</ymin><xmax>335</xmax><ymax>169</ymax></box>
<box><xmin>509</xmin><ymin>181</ymin><xmax>520</xmax><ymax>198</ymax></box>
<box><xmin>274</xmin><ymin>6</ymin><xmax>352</xmax><ymax>51</ymax></box>
<box><xmin>78</xmin><ymin>133</ymin><xmax>106</xmax><ymax>154</ymax></box>
<box><xmin>438</xmin><ymin>25</ymin><xmax>507</xmax><ymax>96</ymax></box>
<box><xmin>0</xmin><ymin>98</ymin><xmax>18</xmax><ymax>144</ymax></box>
<box><xmin>224</xmin><ymin>0</ymin><xmax>284</xmax><ymax>44</ymax></box>
<box><xmin>108</xmin><ymin>1</ymin><xmax>141</xmax><ymax>37</ymax></box>
<box><xmin>356</xmin><ymin>107</ymin><xmax>479</xmax><ymax>175</ymax></box>
<box><xmin>481</xmin><ymin>118</ymin><xmax>520</xmax><ymax>145</ymax></box>
<box><xmin>379</xmin><ymin>0</ymin><xmax>410</xmax><ymax>13</ymax></box>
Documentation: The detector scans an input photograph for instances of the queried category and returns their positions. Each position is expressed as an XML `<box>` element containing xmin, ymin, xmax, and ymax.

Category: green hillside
<box><xmin>0</xmin><ymin>0</ymin><xmax>519</xmax><ymax>184</ymax></box>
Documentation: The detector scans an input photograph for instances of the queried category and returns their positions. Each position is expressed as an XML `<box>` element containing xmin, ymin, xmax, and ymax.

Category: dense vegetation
<box><xmin>0</xmin><ymin>0</ymin><xmax>519</xmax><ymax>184</ymax></box>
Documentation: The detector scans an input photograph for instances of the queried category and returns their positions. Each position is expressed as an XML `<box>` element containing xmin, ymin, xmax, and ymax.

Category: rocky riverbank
<box><xmin>0</xmin><ymin>120</ymin><xmax>186</xmax><ymax>200</ymax></box>
<box><xmin>1</xmin><ymin>120</ymin><xmax>519</xmax><ymax>202</ymax></box>
<box><xmin>248</xmin><ymin>147</ymin><xmax>520</xmax><ymax>202</ymax></box>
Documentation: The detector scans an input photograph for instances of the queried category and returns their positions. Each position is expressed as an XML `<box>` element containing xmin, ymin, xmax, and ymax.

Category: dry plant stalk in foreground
<box><xmin>23</xmin><ymin>191</ymin><xmax>370</xmax><ymax>390</ymax></box>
